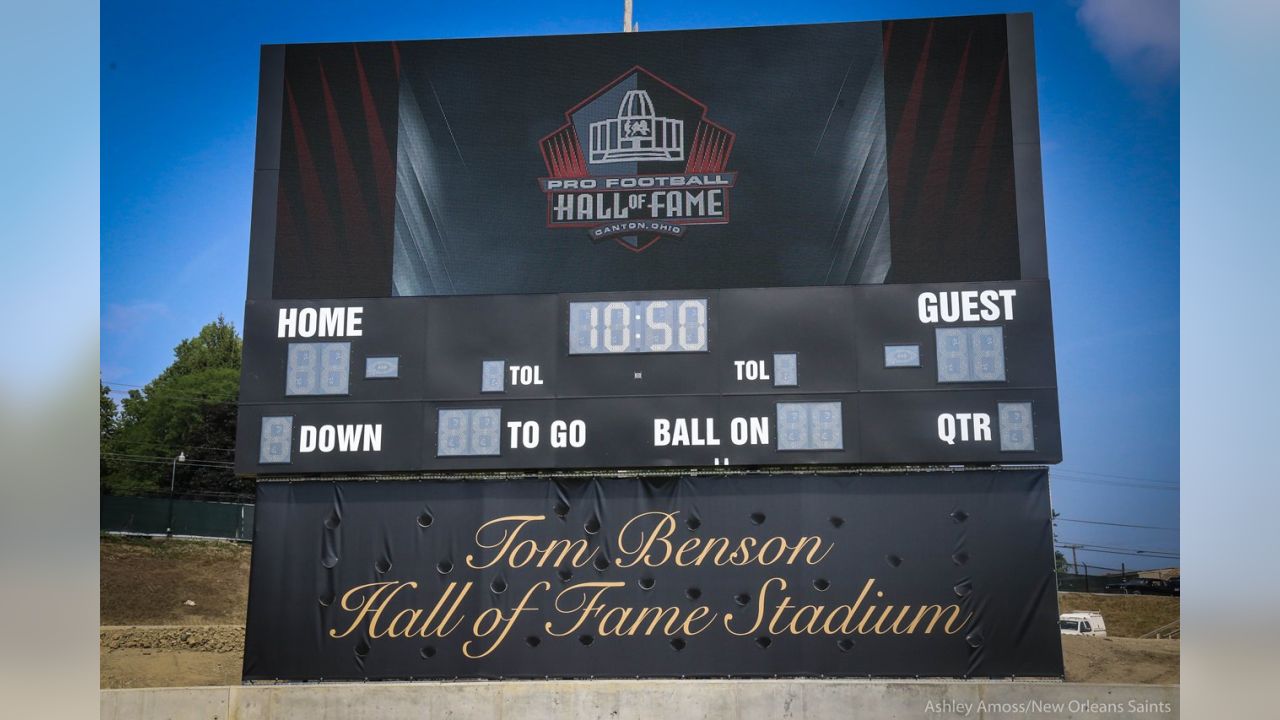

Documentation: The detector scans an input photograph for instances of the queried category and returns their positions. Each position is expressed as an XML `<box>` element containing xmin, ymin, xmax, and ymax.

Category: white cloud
<box><xmin>103</xmin><ymin>301</ymin><xmax>167</xmax><ymax>334</ymax></box>
<box><xmin>1078</xmin><ymin>0</ymin><xmax>1179</xmax><ymax>88</ymax></box>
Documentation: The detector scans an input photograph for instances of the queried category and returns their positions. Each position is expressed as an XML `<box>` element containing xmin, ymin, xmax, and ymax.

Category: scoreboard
<box><xmin>234</xmin><ymin>13</ymin><xmax>1060</xmax><ymax>476</ymax></box>
<box><xmin>236</xmin><ymin>279</ymin><xmax>1059</xmax><ymax>473</ymax></box>
<box><xmin>238</xmin><ymin>13</ymin><xmax>1069</xmax><ymax>685</ymax></box>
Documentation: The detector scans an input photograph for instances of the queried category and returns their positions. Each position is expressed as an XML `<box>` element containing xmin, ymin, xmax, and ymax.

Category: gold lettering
<box><xmin>723</xmin><ymin>577</ymin><xmax>785</xmax><ymax>637</ymax></box>
<box><xmin>615</xmin><ymin>511</ymin><xmax>677</xmax><ymax>568</ymax></box>
<box><xmin>544</xmin><ymin>581</ymin><xmax>625</xmax><ymax>637</ymax></box>
<box><xmin>854</xmin><ymin>603</ymin><xmax>879</xmax><ymax>634</ymax></box>
<box><xmin>413</xmin><ymin>582</ymin><xmax>464</xmax><ymax>638</ymax></box>
<box><xmin>839</xmin><ymin>579</ymin><xmax>876</xmax><ymax>634</ymax></box>
<box><xmin>328</xmin><ymin>581</ymin><xmax>400</xmax><ymax>639</ymax></box>
<box><xmin>681</xmin><ymin>605</ymin><xmax>717</xmax><ymax>636</ymax></box>
<box><xmin>615</xmin><ymin>511</ymin><xmax>834</xmax><ymax>569</ymax></box>
<box><xmin>788</xmin><ymin>604</ymin><xmax>823</xmax><ymax>635</ymax></box>
<box><xmin>366</xmin><ymin>581</ymin><xmax>420</xmax><ymax>638</ymax></box>
<box><xmin>792</xmin><ymin>535</ymin><xmax>834</xmax><ymax>565</ymax></box>
<box><xmin>905</xmin><ymin>604</ymin><xmax>971</xmax><ymax>634</ymax></box>
<box><xmin>465</xmin><ymin>515</ymin><xmax>545</xmax><ymax>569</ymax></box>
<box><xmin>674</xmin><ymin>537</ymin><xmax>701</xmax><ymax>566</ymax></box>
<box><xmin>823</xmin><ymin>605</ymin><xmax>854</xmax><ymax>635</ymax></box>
<box><xmin>757</xmin><ymin>537</ymin><xmax>787</xmax><ymax>565</ymax></box>
<box><xmin>728</xmin><ymin>537</ymin><xmax>758</xmax><ymax>565</ymax></box>
<box><xmin>598</xmin><ymin>606</ymin><xmax>633</xmax><ymax>636</ymax></box>
<box><xmin>463</xmin><ymin>581</ymin><xmax>548</xmax><ymax>659</ymax></box>
<box><xmin>945</xmin><ymin>608</ymin><xmax>972</xmax><ymax>634</ymax></box>
<box><xmin>628</xmin><ymin>605</ymin><xmax>682</xmax><ymax>636</ymax></box>
<box><xmin>539</xmin><ymin>538</ymin><xmax>595</xmax><ymax>568</ymax></box>
<box><xmin>507</xmin><ymin>539</ymin><xmax>538</xmax><ymax>567</ymax></box>
<box><xmin>873</xmin><ymin>606</ymin><xmax>910</xmax><ymax>635</ymax></box>
<box><xmin>677</xmin><ymin>536</ymin><xmax>736</xmax><ymax>567</ymax></box>
<box><xmin>433</xmin><ymin>581</ymin><xmax>472</xmax><ymax>638</ymax></box>
<box><xmin>767</xmin><ymin>593</ymin><xmax>797</xmax><ymax>635</ymax></box>
<box><xmin>385</xmin><ymin>608</ymin><xmax>422</xmax><ymax>638</ymax></box>
<box><xmin>885</xmin><ymin>606</ymin><xmax>914</xmax><ymax>635</ymax></box>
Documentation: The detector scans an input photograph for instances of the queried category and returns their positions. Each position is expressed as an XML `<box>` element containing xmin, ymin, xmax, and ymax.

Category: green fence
<box><xmin>101</xmin><ymin>495</ymin><xmax>255</xmax><ymax>541</ymax></box>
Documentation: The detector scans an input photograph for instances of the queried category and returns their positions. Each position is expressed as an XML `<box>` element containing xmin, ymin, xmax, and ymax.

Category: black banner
<box><xmin>243</xmin><ymin>470</ymin><xmax>1063</xmax><ymax>681</ymax></box>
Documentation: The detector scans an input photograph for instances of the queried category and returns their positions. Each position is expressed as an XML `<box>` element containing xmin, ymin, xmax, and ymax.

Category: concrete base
<box><xmin>102</xmin><ymin>679</ymin><xmax>1178</xmax><ymax>719</ymax></box>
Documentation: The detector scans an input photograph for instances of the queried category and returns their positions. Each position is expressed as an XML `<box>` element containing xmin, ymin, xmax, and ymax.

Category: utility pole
<box><xmin>1063</xmin><ymin>543</ymin><xmax>1081</xmax><ymax>574</ymax></box>
<box><xmin>165</xmin><ymin>451</ymin><xmax>185</xmax><ymax>537</ymax></box>
<box><xmin>624</xmin><ymin>0</ymin><xmax>635</xmax><ymax>33</ymax></box>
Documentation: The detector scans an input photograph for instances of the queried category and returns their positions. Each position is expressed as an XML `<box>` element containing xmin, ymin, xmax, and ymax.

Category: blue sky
<box><xmin>101</xmin><ymin>0</ymin><xmax>1179</xmax><ymax>569</ymax></box>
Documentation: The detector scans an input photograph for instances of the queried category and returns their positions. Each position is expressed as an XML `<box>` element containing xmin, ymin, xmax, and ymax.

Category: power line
<box><xmin>1057</xmin><ymin>539</ymin><xmax>1180</xmax><ymax>555</ymax></box>
<box><xmin>1050</xmin><ymin>474</ymin><xmax>1178</xmax><ymax>492</ymax></box>
<box><xmin>103</xmin><ymin>450</ymin><xmax>234</xmax><ymax>464</ymax></box>
<box><xmin>102</xmin><ymin>381</ymin><xmax>239</xmax><ymax>405</ymax></box>
<box><xmin>1058</xmin><ymin>547</ymin><xmax>1179</xmax><ymax>561</ymax></box>
<box><xmin>114</xmin><ymin>488</ymin><xmax>255</xmax><ymax>500</ymax></box>
<box><xmin>102</xmin><ymin>455</ymin><xmax>235</xmax><ymax>470</ymax></box>
<box><xmin>102</xmin><ymin>457</ymin><xmax>236</xmax><ymax>472</ymax></box>
<box><xmin>109</xmin><ymin>438</ymin><xmax>237</xmax><ymax>454</ymax></box>
<box><xmin>103</xmin><ymin>386</ymin><xmax>239</xmax><ymax>406</ymax></box>
<box><xmin>1054</xmin><ymin>475</ymin><xmax>1177</xmax><ymax>491</ymax></box>
<box><xmin>1055</xmin><ymin>543</ymin><xmax>1179</xmax><ymax>560</ymax></box>
<box><xmin>1056</xmin><ymin>545</ymin><xmax>1179</xmax><ymax>561</ymax></box>
<box><xmin>1052</xmin><ymin>468</ymin><xmax>1178</xmax><ymax>486</ymax></box>
<box><xmin>103</xmin><ymin>380</ymin><xmax>233</xmax><ymax>392</ymax></box>
<box><xmin>1058</xmin><ymin>563</ymin><xmax>1126</xmax><ymax>574</ymax></box>
<box><xmin>1063</xmin><ymin>541</ymin><xmax>1179</xmax><ymax>555</ymax></box>
<box><xmin>1053</xmin><ymin>469</ymin><xmax>1178</xmax><ymax>486</ymax></box>
<box><xmin>1057</xmin><ymin>517</ymin><xmax>1178</xmax><ymax>531</ymax></box>
<box><xmin>102</xmin><ymin>452</ymin><xmax>235</xmax><ymax>470</ymax></box>
<box><xmin>103</xmin><ymin>391</ymin><xmax>238</xmax><ymax>407</ymax></box>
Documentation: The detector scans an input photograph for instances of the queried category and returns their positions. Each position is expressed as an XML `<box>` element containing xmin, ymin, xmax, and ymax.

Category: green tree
<box><xmin>1052</xmin><ymin>509</ymin><xmax>1069</xmax><ymax>573</ymax></box>
<box><xmin>101</xmin><ymin>316</ymin><xmax>248</xmax><ymax>497</ymax></box>
<box><xmin>100</xmin><ymin>379</ymin><xmax>119</xmax><ymax>477</ymax></box>
<box><xmin>100</xmin><ymin>379</ymin><xmax>118</xmax><ymax>436</ymax></box>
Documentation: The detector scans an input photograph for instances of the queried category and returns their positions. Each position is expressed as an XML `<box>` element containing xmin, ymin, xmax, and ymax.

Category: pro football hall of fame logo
<box><xmin>538</xmin><ymin>66</ymin><xmax>737</xmax><ymax>253</ymax></box>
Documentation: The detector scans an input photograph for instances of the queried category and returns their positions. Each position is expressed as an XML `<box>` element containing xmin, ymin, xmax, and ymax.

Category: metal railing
<box><xmin>1139</xmin><ymin>619</ymin><xmax>1181</xmax><ymax>639</ymax></box>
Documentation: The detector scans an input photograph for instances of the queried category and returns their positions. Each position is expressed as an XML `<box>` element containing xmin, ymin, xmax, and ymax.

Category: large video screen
<box><xmin>251</xmin><ymin>14</ymin><xmax>1045</xmax><ymax>300</ymax></box>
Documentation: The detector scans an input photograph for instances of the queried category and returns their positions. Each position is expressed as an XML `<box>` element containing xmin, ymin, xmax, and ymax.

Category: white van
<box><xmin>1059</xmin><ymin>611</ymin><xmax>1107</xmax><ymax>637</ymax></box>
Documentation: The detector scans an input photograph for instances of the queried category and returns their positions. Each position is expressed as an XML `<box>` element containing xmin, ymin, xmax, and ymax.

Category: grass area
<box><xmin>101</xmin><ymin>535</ymin><xmax>252</xmax><ymax>626</ymax></box>
<box><xmin>1058</xmin><ymin>591</ymin><xmax>1179</xmax><ymax>638</ymax></box>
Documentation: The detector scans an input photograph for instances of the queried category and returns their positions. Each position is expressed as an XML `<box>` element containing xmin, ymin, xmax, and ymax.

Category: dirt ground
<box><xmin>101</xmin><ymin>535</ymin><xmax>251</xmax><ymax>626</ymax></box>
<box><xmin>1061</xmin><ymin>635</ymin><xmax>1180</xmax><ymax>684</ymax></box>
<box><xmin>102</xmin><ymin>649</ymin><xmax>243</xmax><ymax>690</ymax></box>
<box><xmin>100</xmin><ymin>536</ymin><xmax>1179</xmax><ymax>688</ymax></box>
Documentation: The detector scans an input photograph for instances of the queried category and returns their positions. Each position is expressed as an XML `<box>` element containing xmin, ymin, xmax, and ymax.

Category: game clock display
<box><xmin>235</xmin><ymin>280</ymin><xmax>1061</xmax><ymax>474</ymax></box>
<box><xmin>569</xmin><ymin>299</ymin><xmax>709</xmax><ymax>354</ymax></box>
